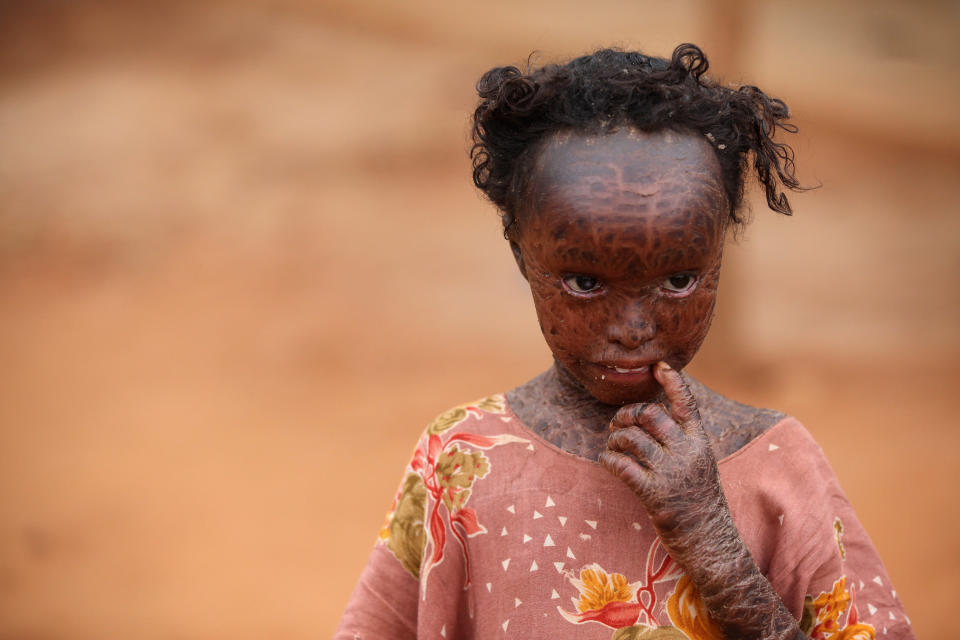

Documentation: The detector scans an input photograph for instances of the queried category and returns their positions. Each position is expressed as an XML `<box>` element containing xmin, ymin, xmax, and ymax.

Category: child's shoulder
<box><xmin>419</xmin><ymin>394</ymin><xmax>511</xmax><ymax>436</ymax></box>
<box><xmin>687</xmin><ymin>376</ymin><xmax>788</xmax><ymax>460</ymax></box>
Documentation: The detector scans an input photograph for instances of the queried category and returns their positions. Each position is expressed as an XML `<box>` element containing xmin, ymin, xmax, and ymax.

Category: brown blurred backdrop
<box><xmin>0</xmin><ymin>0</ymin><xmax>958</xmax><ymax>638</ymax></box>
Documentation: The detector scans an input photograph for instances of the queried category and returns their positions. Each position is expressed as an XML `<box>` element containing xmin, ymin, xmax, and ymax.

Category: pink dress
<box><xmin>335</xmin><ymin>395</ymin><xmax>915</xmax><ymax>639</ymax></box>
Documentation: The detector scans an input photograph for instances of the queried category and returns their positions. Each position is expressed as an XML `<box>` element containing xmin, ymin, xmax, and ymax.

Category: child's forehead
<box><xmin>533</xmin><ymin>128</ymin><xmax>721</xmax><ymax>188</ymax></box>
<box><xmin>525</xmin><ymin>128</ymin><xmax>727</xmax><ymax>234</ymax></box>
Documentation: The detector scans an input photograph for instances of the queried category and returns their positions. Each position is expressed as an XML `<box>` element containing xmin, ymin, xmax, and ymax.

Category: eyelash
<box><xmin>560</xmin><ymin>272</ymin><xmax>699</xmax><ymax>297</ymax></box>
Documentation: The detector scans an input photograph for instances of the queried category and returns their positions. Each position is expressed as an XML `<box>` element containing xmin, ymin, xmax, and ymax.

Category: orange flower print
<box><xmin>834</xmin><ymin>624</ymin><xmax>876</xmax><ymax>640</ymax></box>
<box><xmin>558</xmin><ymin>540</ymin><xmax>684</xmax><ymax>630</ymax></box>
<box><xmin>558</xmin><ymin>563</ymin><xmax>646</xmax><ymax>628</ymax></box>
<box><xmin>810</xmin><ymin>577</ymin><xmax>850</xmax><ymax>637</ymax></box>
<box><xmin>802</xmin><ymin>577</ymin><xmax>875</xmax><ymax>640</ymax></box>
<box><xmin>665</xmin><ymin>575</ymin><xmax>724</xmax><ymax>640</ymax></box>
<box><xmin>577</xmin><ymin>565</ymin><xmax>634</xmax><ymax>612</ymax></box>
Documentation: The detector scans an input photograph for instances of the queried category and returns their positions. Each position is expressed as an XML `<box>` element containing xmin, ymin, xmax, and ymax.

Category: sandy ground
<box><xmin>0</xmin><ymin>1</ymin><xmax>958</xmax><ymax>638</ymax></box>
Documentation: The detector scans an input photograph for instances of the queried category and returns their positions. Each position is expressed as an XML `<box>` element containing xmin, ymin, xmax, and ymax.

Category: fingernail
<box><xmin>658</xmin><ymin>361</ymin><xmax>671</xmax><ymax>371</ymax></box>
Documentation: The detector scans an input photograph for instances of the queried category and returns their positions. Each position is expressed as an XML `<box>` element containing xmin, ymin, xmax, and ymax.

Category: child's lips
<box><xmin>590</xmin><ymin>361</ymin><xmax>656</xmax><ymax>380</ymax></box>
<box><xmin>606</xmin><ymin>365</ymin><xmax>650</xmax><ymax>374</ymax></box>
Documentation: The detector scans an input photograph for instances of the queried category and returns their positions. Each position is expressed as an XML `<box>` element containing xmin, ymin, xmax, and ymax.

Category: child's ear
<box><xmin>509</xmin><ymin>241</ymin><xmax>528</xmax><ymax>280</ymax></box>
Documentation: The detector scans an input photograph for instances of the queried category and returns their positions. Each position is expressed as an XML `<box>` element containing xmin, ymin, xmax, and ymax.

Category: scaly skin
<box><xmin>508</xmin><ymin>363</ymin><xmax>803</xmax><ymax>639</ymax></box>
<box><xmin>600</xmin><ymin>363</ymin><xmax>804</xmax><ymax>640</ymax></box>
<box><xmin>506</xmin><ymin>128</ymin><xmax>806</xmax><ymax>639</ymax></box>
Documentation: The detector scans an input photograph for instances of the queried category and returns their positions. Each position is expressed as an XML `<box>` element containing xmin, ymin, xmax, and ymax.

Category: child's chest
<box><xmin>415</xmin><ymin>419</ymin><xmax>701</xmax><ymax>639</ymax></box>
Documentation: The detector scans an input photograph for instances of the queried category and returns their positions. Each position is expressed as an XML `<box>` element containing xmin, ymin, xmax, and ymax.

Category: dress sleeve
<box><xmin>770</xmin><ymin>423</ymin><xmax>916</xmax><ymax>639</ymax></box>
<box><xmin>722</xmin><ymin>418</ymin><xmax>916</xmax><ymax>639</ymax></box>
<box><xmin>335</xmin><ymin>545</ymin><xmax>421</xmax><ymax>639</ymax></box>
<box><xmin>334</xmin><ymin>446</ymin><xmax>427</xmax><ymax>639</ymax></box>
<box><xmin>791</xmin><ymin>483</ymin><xmax>916</xmax><ymax>638</ymax></box>
<box><xmin>335</xmin><ymin>395</ymin><xmax>515</xmax><ymax>638</ymax></box>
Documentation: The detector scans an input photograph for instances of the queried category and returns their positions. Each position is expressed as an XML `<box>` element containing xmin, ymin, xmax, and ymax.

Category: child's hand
<box><xmin>599</xmin><ymin>362</ymin><xmax>805</xmax><ymax>638</ymax></box>
<box><xmin>598</xmin><ymin>361</ymin><xmax>730</xmax><ymax>560</ymax></box>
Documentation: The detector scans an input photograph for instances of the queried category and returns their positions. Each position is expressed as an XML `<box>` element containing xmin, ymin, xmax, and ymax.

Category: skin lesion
<box><xmin>683</xmin><ymin>378</ymin><xmax>785</xmax><ymax>459</ymax></box>
<box><xmin>505</xmin><ymin>127</ymin><xmax>784</xmax><ymax>461</ymax></box>
<box><xmin>507</xmin><ymin>371</ymin><xmax>783</xmax><ymax>461</ymax></box>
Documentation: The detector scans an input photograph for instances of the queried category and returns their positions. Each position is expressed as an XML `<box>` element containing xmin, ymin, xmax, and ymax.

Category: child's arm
<box><xmin>336</xmin><ymin>548</ymin><xmax>420</xmax><ymax>639</ymax></box>
<box><xmin>599</xmin><ymin>362</ymin><xmax>806</xmax><ymax>640</ymax></box>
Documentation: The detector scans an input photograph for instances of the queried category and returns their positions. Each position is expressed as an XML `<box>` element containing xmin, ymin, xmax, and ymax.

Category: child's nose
<box><xmin>606</xmin><ymin>304</ymin><xmax>655</xmax><ymax>350</ymax></box>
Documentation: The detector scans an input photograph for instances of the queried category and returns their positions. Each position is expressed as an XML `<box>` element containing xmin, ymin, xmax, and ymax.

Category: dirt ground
<box><xmin>0</xmin><ymin>1</ymin><xmax>958</xmax><ymax>638</ymax></box>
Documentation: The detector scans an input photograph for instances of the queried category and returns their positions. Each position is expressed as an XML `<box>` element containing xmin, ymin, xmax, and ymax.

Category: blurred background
<box><xmin>0</xmin><ymin>0</ymin><xmax>958</xmax><ymax>637</ymax></box>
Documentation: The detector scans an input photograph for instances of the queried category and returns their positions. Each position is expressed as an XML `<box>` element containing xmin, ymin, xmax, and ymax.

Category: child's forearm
<box><xmin>665</xmin><ymin>505</ymin><xmax>805</xmax><ymax>640</ymax></box>
<box><xmin>601</xmin><ymin>364</ymin><xmax>805</xmax><ymax>639</ymax></box>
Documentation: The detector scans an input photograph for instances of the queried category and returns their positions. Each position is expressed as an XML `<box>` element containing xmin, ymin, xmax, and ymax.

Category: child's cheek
<box><xmin>664</xmin><ymin>286</ymin><xmax>720</xmax><ymax>357</ymax></box>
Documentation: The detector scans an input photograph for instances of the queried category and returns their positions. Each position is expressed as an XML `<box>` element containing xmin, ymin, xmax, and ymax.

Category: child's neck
<box><xmin>506</xmin><ymin>362</ymin><xmax>786</xmax><ymax>461</ymax></box>
<box><xmin>506</xmin><ymin>362</ymin><xmax>648</xmax><ymax>460</ymax></box>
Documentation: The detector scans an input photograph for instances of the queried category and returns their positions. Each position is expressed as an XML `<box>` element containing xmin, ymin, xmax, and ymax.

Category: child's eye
<box><xmin>562</xmin><ymin>274</ymin><xmax>602</xmax><ymax>294</ymax></box>
<box><xmin>661</xmin><ymin>272</ymin><xmax>698</xmax><ymax>294</ymax></box>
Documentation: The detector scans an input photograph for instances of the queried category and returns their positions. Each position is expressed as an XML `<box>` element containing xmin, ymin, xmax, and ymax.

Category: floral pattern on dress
<box><xmin>425</xmin><ymin>395</ymin><xmax>507</xmax><ymax>435</ymax></box>
<box><xmin>665</xmin><ymin>575</ymin><xmax>724</xmax><ymax>640</ymax></box>
<box><xmin>558</xmin><ymin>539</ymin><xmax>696</xmax><ymax>637</ymax></box>
<box><xmin>834</xmin><ymin>517</ymin><xmax>846</xmax><ymax>560</ymax></box>
<box><xmin>377</xmin><ymin>395</ymin><xmax>527</xmax><ymax>591</ymax></box>
<box><xmin>555</xmin><ymin>538</ymin><xmax>737</xmax><ymax>640</ymax></box>
<box><xmin>801</xmin><ymin>576</ymin><xmax>875</xmax><ymax>640</ymax></box>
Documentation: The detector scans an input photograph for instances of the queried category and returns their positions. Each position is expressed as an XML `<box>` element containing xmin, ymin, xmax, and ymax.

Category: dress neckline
<box><xmin>500</xmin><ymin>394</ymin><xmax>793</xmax><ymax>469</ymax></box>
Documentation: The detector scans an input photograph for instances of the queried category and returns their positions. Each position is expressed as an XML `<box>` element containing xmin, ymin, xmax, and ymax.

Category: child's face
<box><xmin>512</xmin><ymin>128</ymin><xmax>728</xmax><ymax>405</ymax></box>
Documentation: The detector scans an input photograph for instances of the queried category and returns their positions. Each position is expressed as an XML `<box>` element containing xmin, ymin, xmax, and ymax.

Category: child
<box><xmin>335</xmin><ymin>44</ymin><xmax>914</xmax><ymax>639</ymax></box>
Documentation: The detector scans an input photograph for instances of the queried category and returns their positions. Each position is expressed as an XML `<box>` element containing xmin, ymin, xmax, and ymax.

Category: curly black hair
<box><xmin>470</xmin><ymin>43</ymin><xmax>804</xmax><ymax>234</ymax></box>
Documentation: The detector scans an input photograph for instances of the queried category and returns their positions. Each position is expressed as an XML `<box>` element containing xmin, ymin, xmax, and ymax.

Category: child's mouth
<box><xmin>592</xmin><ymin>362</ymin><xmax>654</xmax><ymax>381</ymax></box>
<box><xmin>608</xmin><ymin>365</ymin><xmax>650</xmax><ymax>374</ymax></box>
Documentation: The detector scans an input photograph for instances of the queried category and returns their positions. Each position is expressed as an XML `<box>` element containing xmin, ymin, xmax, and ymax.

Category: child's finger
<box><xmin>607</xmin><ymin>425</ymin><xmax>661</xmax><ymax>466</ymax></box>
<box><xmin>610</xmin><ymin>403</ymin><xmax>681</xmax><ymax>447</ymax></box>
<box><xmin>598</xmin><ymin>450</ymin><xmax>651</xmax><ymax>497</ymax></box>
<box><xmin>609</xmin><ymin>402</ymin><xmax>647</xmax><ymax>432</ymax></box>
<box><xmin>638</xmin><ymin>402</ymin><xmax>683</xmax><ymax>447</ymax></box>
<box><xmin>653</xmin><ymin>361</ymin><xmax>700</xmax><ymax>430</ymax></box>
